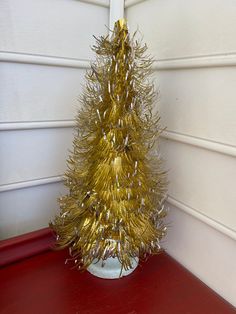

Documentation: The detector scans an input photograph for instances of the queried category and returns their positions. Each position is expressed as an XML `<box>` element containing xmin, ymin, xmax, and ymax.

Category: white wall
<box><xmin>0</xmin><ymin>0</ymin><xmax>109</xmax><ymax>239</ymax></box>
<box><xmin>126</xmin><ymin>0</ymin><xmax>236</xmax><ymax>306</ymax></box>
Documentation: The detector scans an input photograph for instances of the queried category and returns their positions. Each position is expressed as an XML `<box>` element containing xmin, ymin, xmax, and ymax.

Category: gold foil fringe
<box><xmin>50</xmin><ymin>19</ymin><xmax>168</xmax><ymax>271</ymax></box>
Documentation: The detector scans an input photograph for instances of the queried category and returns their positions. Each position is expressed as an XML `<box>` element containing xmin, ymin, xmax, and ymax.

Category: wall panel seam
<box><xmin>153</xmin><ymin>53</ymin><xmax>236</xmax><ymax>70</ymax></box>
<box><xmin>125</xmin><ymin>0</ymin><xmax>147</xmax><ymax>8</ymax></box>
<box><xmin>2</xmin><ymin>52</ymin><xmax>236</xmax><ymax>69</ymax></box>
<box><xmin>0</xmin><ymin>121</ymin><xmax>75</xmax><ymax>131</ymax></box>
<box><xmin>78</xmin><ymin>0</ymin><xmax>109</xmax><ymax>8</ymax></box>
<box><xmin>167</xmin><ymin>196</ymin><xmax>236</xmax><ymax>241</ymax></box>
<box><xmin>1</xmin><ymin>121</ymin><xmax>235</xmax><ymax>158</ymax></box>
<box><xmin>1</xmin><ymin>175</ymin><xmax>234</xmax><ymax>240</ymax></box>
<box><xmin>162</xmin><ymin>130</ymin><xmax>236</xmax><ymax>158</ymax></box>
<box><xmin>0</xmin><ymin>176</ymin><xmax>63</xmax><ymax>192</ymax></box>
<box><xmin>0</xmin><ymin>52</ymin><xmax>91</xmax><ymax>69</ymax></box>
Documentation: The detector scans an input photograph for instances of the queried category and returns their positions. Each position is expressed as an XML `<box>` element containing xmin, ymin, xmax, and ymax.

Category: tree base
<box><xmin>87</xmin><ymin>256</ymin><xmax>139</xmax><ymax>279</ymax></box>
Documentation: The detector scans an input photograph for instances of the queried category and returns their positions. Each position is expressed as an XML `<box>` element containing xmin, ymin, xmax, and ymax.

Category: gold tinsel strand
<box><xmin>50</xmin><ymin>19</ymin><xmax>168</xmax><ymax>271</ymax></box>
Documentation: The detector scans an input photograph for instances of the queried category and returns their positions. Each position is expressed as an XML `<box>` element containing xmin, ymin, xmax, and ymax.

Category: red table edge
<box><xmin>0</xmin><ymin>227</ymin><xmax>235</xmax><ymax>310</ymax></box>
<box><xmin>0</xmin><ymin>227</ymin><xmax>55</xmax><ymax>267</ymax></box>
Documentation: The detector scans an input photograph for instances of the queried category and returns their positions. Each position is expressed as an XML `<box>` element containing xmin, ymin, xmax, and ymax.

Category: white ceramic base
<box><xmin>87</xmin><ymin>256</ymin><xmax>139</xmax><ymax>279</ymax></box>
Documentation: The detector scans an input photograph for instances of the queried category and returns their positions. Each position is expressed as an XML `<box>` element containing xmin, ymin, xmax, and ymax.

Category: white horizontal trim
<box><xmin>0</xmin><ymin>120</ymin><xmax>75</xmax><ymax>131</ymax></box>
<box><xmin>0</xmin><ymin>176</ymin><xmax>63</xmax><ymax>193</ymax></box>
<box><xmin>2</xmin><ymin>174</ymin><xmax>235</xmax><ymax>241</ymax></box>
<box><xmin>0</xmin><ymin>52</ymin><xmax>91</xmax><ymax>69</ymax></box>
<box><xmin>79</xmin><ymin>0</ymin><xmax>109</xmax><ymax>8</ymax></box>
<box><xmin>125</xmin><ymin>0</ymin><xmax>146</xmax><ymax>8</ymax></box>
<box><xmin>1</xmin><ymin>52</ymin><xmax>236</xmax><ymax>70</ymax></box>
<box><xmin>161</xmin><ymin>130</ymin><xmax>236</xmax><ymax>158</ymax></box>
<box><xmin>1</xmin><ymin>171</ymin><xmax>234</xmax><ymax>241</ymax></box>
<box><xmin>153</xmin><ymin>53</ymin><xmax>236</xmax><ymax>70</ymax></box>
<box><xmin>2</xmin><ymin>121</ymin><xmax>236</xmax><ymax>158</ymax></box>
<box><xmin>167</xmin><ymin>195</ymin><xmax>236</xmax><ymax>241</ymax></box>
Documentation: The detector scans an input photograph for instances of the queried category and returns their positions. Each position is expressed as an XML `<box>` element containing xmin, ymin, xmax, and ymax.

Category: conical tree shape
<box><xmin>50</xmin><ymin>19</ymin><xmax>167</xmax><ymax>270</ymax></box>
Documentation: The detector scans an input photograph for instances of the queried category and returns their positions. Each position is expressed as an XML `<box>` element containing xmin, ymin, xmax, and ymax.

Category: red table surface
<box><xmin>0</xmin><ymin>249</ymin><xmax>234</xmax><ymax>314</ymax></box>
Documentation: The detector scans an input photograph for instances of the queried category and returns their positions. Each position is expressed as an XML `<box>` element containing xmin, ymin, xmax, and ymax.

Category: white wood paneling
<box><xmin>0</xmin><ymin>182</ymin><xmax>66</xmax><ymax>240</ymax></box>
<box><xmin>126</xmin><ymin>0</ymin><xmax>236</xmax><ymax>305</ymax></box>
<box><xmin>0</xmin><ymin>62</ymin><xmax>86</xmax><ymax>122</ymax></box>
<box><xmin>0</xmin><ymin>128</ymin><xmax>73</xmax><ymax>185</ymax></box>
<box><xmin>163</xmin><ymin>204</ymin><xmax>236</xmax><ymax>307</ymax></box>
<box><xmin>0</xmin><ymin>0</ymin><xmax>108</xmax><ymax>59</ymax></box>
<box><xmin>160</xmin><ymin>138</ymin><xmax>236</xmax><ymax>231</ymax></box>
<box><xmin>154</xmin><ymin>66</ymin><xmax>236</xmax><ymax>147</ymax></box>
<box><xmin>166</xmin><ymin>141</ymin><xmax>236</xmax><ymax>230</ymax></box>
<box><xmin>0</xmin><ymin>0</ymin><xmax>109</xmax><ymax>239</ymax></box>
<box><xmin>126</xmin><ymin>0</ymin><xmax>236</xmax><ymax>59</ymax></box>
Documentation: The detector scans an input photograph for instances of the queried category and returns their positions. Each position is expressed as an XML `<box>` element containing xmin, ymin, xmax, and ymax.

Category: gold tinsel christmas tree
<box><xmin>50</xmin><ymin>19</ymin><xmax>167</xmax><ymax>271</ymax></box>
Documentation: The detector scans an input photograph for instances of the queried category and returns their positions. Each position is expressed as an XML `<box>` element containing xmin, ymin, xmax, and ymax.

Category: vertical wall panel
<box><xmin>126</xmin><ymin>0</ymin><xmax>236</xmax><ymax>305</ymax></box>
<box><xmin>0</xmin><ymin>0</ymin><xmax>109</xmax><ymax>239</ymax></box>
<box><xmin>160</xmin><ymin>138</ymin><xmax>236</xmax><ymax>230</ymax></box>
<box><xmin>155</xmin><ymin>67</ymin><xmax>236</xmax><ymax>147</ymax></box>
<box><xmin>0</xmin><ymin>183</ymin><xmax>66</xmax><ymax>239</ymax></box>
<box><xmin>0</xmin><ymin>128</ymin><xmax>73</xmax><ymax>185</ymax></box>
<box><xmin>0</xmin><ymin>0</ymin><xmax>109</xmax><ymax>59</ymax></box>
<box><xmin>163</xmin><ymin>204</ymin><xmax>236</xmax><ymax>307</ymax></box>
<box><xmin>126</xmin><ymin>0</ymin><xmax>236</xmax><ymax>59</ymax></box>
<box><xmin>0</xmin><ymin>62</ymin><xmax>86</xmax><ymax>122</ymax></box>
<box><xmin>126</xmin><ymin>0</ymin><xmax>236</xmax><ymax>232</ymax></box>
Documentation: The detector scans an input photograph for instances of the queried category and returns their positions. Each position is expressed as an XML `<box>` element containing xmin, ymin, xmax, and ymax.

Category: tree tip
<box><xmin>115</xmin><ymin>18</ymin><xmax>128</xmax><ymax>31</ymax></box>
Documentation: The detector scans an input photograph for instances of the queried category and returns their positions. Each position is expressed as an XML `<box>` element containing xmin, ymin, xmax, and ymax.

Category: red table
<box><xmin>1</xmin><ymin>250</ymin><xmax>235</xmax><ymax>313</ymax></box>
